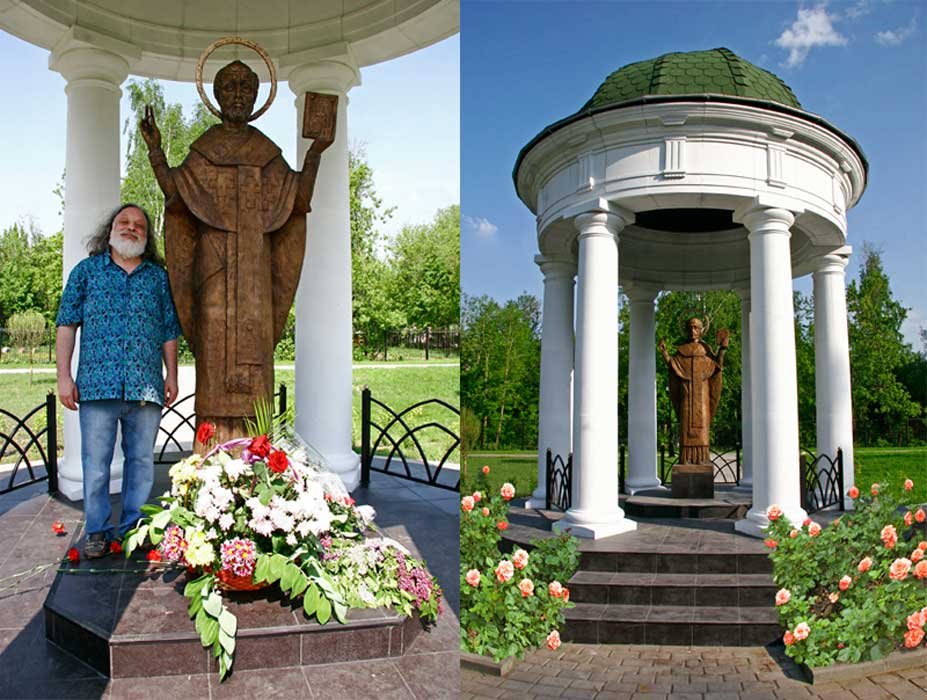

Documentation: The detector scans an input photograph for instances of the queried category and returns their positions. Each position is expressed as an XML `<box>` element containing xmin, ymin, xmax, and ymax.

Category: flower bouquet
<box><xmin>122</xmin><ymin>409</ymin><xmax>442</xmax><ymax>680</ymax></box>
<box><xmin>764</xmin><ymin>478</ymin><xmax>927</xmax><ymax>669</ymax></box>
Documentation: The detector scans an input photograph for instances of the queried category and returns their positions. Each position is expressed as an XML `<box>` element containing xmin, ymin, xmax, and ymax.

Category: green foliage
<box><xmin>765</xmin><ymin>480</ymin><xmax>927</xmax><ymax>668</ymax></box>
<box><xmin>460</xmin><ymin>468</ymin><xmax>577</xmax><ymax>661</ymax></box>
<box><xmin>461</xmin><ymin>294</ymin><xmax>540</xmax><ymax>450</ymax></box>
<box><xmin>0</xmin><ymin>222</ymin><xmax>62</xmax><ymax>328</ymax></box>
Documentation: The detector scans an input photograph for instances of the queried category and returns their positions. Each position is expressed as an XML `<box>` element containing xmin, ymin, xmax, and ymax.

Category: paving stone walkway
<box><xmin>461</xmin><ymin>643</ymin><xmax>927</xmax><ymax>699</ymax></box>
<box><xmin>0</xmin><ymin>468</ymin><xmax>458</xmax><ymax>699</ymax></box>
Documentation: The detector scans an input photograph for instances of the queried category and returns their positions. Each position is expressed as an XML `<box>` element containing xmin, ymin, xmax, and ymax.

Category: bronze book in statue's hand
<box><xmin>302</xmin><ymin>92</ymin><xmax>338</xmax><ymax>142</ymax></box>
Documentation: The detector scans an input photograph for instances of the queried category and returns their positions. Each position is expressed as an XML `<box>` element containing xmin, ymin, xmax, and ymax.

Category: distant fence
<box><xmin>353</xmin><ymin>327</ymin><xmax>459</xmax><ymax>361</ymax></box>
<box><xmin>0</xmin><ymin>327</ymin><xmax>56</xmax><ymax>364</ymax></box>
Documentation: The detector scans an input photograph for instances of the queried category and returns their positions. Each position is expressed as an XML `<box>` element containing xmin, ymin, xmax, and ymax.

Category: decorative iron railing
<box><xmin>0</xmin><ymin>393</ymin><xmax>58</xmax><ymax>495</ymax></box>
<box><xmin>359</xmin><ymin>387</ymin><xmax>460</xmax><ymax>491</ymax></box>
<box><xmin>658</xmin><ymin>444</ymin><xmax>741</xmax><ymax>486</ymax></box>
<box><xmin>800</xmin><ymin>447</ymin><xmax>845</xmax><ymax>514</ymax></box>
<box><xmin>545</xmin><ymin>449</ymin><xmax>572</xmax><ymax>511</ymax></box>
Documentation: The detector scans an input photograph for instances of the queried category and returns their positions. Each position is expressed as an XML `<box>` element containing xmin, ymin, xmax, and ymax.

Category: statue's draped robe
<box><xmin>665</xmin><ymin>341</ymin><xmax>723</xmax><ymax>464</ymax></box>
<box><xmin>164</xmin><ymin>125</ymin><xmax>308</xmax><ymax>431</ymax></box>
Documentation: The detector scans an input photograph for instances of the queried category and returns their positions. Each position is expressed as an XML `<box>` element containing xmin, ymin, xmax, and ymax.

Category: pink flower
<box><xmin>764</xmin><ymin>538</ymin><xmax>777</xmax><ymax>549</ymax></box>
<box><xmin>472</xmin><ymin>491</ymin><xmax>482</xmax><ymax>502</ymax></box>
<box><xmin>546</xmin><ymin>630</ymin><xmax>561</xmax><ymax>651</ymax></box>
<box><xmin>914</xmin><ymin>560</ymin><xmax>927</xmax><ymax>579</ymax></box>
<box><xmin>465</xmin><ymin>569</ymin><xmax>481</xmax><ymax>587</ymax></box>
<box><xmin>828</xmin><ymin>592</ymin><xmax>840</xmax><ymax>604</ymax></box>
<box><xmin>889</xmin><ymin>558</ymin><xmax>912</xmax><ymax>581</ymax></box>
<box><xmin>219</xmin><ymin>537</ymin><xmax>257</xmax><ymax>577</ymax></box>
<box><xmin>904</xmin><ymin>479</ymin><xmax>914</xmax><ymax>491</ymax></box>
<box><xmin>802</xmin><ymin>518</ymin><xmax>812</xmax><ymax>527</ymax></box>
<box><xmin>912</xmin><ymin>548</ymin><xmax>924</xmax><ymax>563</ymax></box>
<box><xmin>905</xmin><ymin>511</ymin><xmax>914</xmax><ymax>526</ymax></box>
<box><xmin>789</xmin><ymin>529</ymin><xmax>798</xmax><ymax>539</ymax></box>
<box><xmin>838</xmin><ymin>575</ymin><xmax>852</xmax><ymax>591</ymax></box>
<box><xmin>481</xmin><ymin>507</ymin><xmax>490</xmax><ymax>517</ymax></box>
<box><xmin>512</xmin><ymin>549</ymin><xmax>529</xmax><ymax>570</ymax></box>
<box><xmin>500</xmin><ymin>483</ymin><xmax>515</xmax><ymax>501</ymax></box>
<box><xmin>881</xmin><ymin>524</ymin><xmax>898</xmax><ymax>549</ymax></box>
<box><xmin>871</xmin><ymin>483</ymin><xmax>880</xmax><ymax>496</ymax></box>
<box><xmin>461</xmin><ymin>496</ymin><xmax>475</xmax><ymax>512</ymax></box>
<box><xmin>920</xmin><ymin>541</ymin><xmax>927</xmax><ymax>551</ymax></box>
<box><xmin>783</xmin><ymin>630</ymin><xmax>795</xmax><ymax>646</ymax></box>
<box><xmin>775</xmin><ymin>588</ymin><xmax>791</xmax><ymax>606</ymax></box>
<box><xmin>766</xmin><ymin>504</ymin><xmax>783</xmax><ymax>521</ymax></box>
<box><xmin>847</xmin><ymin>486</ymin><xmax>860</xmax><ymax>499</ymax></box>
<box><xmin>905</xmin><ymin>628</ymin><xmax>925</xmax><ymax>648</ymax></box>
<box><xmin>793</xmin><ymin>622</ymin><xmax>810</xmax><ymax>641</ymax></box>
<box><xmin>494</xmin><ymin>560</ymin><xmax>514</xmax><ymax>583</ymax></box>
<box><xmin>858</xmin><ymin>556</ymin><xmax>873</xmax><ymax>573</ymax></box>
<box><xmin>518</xmin><ymin>578</ymin><xmax>535</xmax><ymax>597</ymax></box>
<box><xmin>548</xmin><ymin>581</ymin><xmax>564</xmax><ymax>598</ymax></box>
<box><xmin>808</xmin><ymin>522</ymin><xmax>821</xmax><ymax>537</ymax></box>
<box><xmin>481</xmin><ymin>465</ymin><xmax>490</xmax><ymax>475</ymax></box>
<box><xmin>907</xmin><ymin>611</ymin><xmax>926</xmax><ymax>631</ymax></box>
<box><xmin>916</xmin><ymin>509</ymin><xmax>926</xmax><ymax>524</ymax></box>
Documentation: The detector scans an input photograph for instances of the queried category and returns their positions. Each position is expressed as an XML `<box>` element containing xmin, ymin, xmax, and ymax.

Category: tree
<box><xmin>8</xmin><ymin>310</ymin><xmax>46</xmax><ymax>382</ymax></box>
<box><xmin>0</xmin><ymin>221</ymin><xmax>62</xmax><ymax>327</ymax></box>
<box><xmin>846</xmin><ymin>245</ymin><xmax>921</xmax><ymax>445</ymax></box>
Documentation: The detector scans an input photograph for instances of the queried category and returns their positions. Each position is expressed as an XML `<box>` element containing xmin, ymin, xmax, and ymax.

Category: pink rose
<box><xmin>858</xmin><ymin>557</ymin><xmax>873</xmax><ymax>573</ymax></box>
<box><xmin>889</xmin><ymin>558</ymin><xmax>912</xmax><ymax>581</ymax></box>
<box><xmin>871</xmin><ymin>483</ymin><xmax>880</xmax><ymax>496</ymax></box>
<box><xmin>907</xmin><ymin>611</ymin><xmax>926</xmax><ymax>631</ymax></box>
<box><xmin>914</xmin><ymin>560</ymin><xmax>927</xmax><ymax>579</ymax></box>
<box><xmin>783</xmin><ymin>630</ymin><xmax>795</xmax><ymax>646</ymax></box>
<box><xmin>847</xmin><ymin>486</ymin><xmax>860</xmax><ymax>499</ymax></box>
<box><xmin>912</xmin><ymin>548</ymin><xmax>924</xmax><ymax>563</ymax></box>
<box><xmin>518</xmin><ymin>578</ymin><xmax>534</xmax><ymax>597</ymax></box>
<box><xmin>828</xmin><ymin>592</ymin><xmax>839</xmax><ymax>604</ymax></box>
<box><xmin>500</xmin><ymin>483</ymin><xmax>515</xmax><ymax>501</ymax></box>
<box><xmin>905</xmin><ymin>628</ymin><xmax>925</xmax><ymax>648</ymax></box>
<box><xmin>905</xmin><ymin>511</ymin><xmax>914</xmax><ymax>526</ymax></box>
<box><xmin>548</xmin><ymin>581</ymin><xmax>564</xmax><ymax>598</ymax></box>
<box><xmin>461</xmin><ymin>496</ymin><xmax>475</xmax><ymax>512</ymax></box>
<box><xmin>465</xmin><ymin>569</ymin><xmax>481</xmax><ymax>587</ymax></box>
<box><xmin>838</xmin><ymin>575</ymin><xmax>852</xmax><ymax>591</ymax></box>
<box><xmin>904</xmin><ymin>478</ymin><xmax>914</xmax><ymax>491</ymax></box>
<box><xmin>793</xmin><ymin>622</ymin><xmax>810</xmax><ymax>641</ymax></box>
<box><xmin>472</xmin><ymin>491</ymin><xmax>482</xmax><ymax>503</ymax></box>
<box><xmin>766</xmin><ymin>504</ymin><xmax>783</xmax><ymax>521</ymax></box>
<box><xmin>920</xmin><ymin>541</ymin><xmax>927</xmax><ymax>551</ymax></box>
<box><xmin>481</xmin><ymin>465</ymin><xmax>490</xmax><ymax>475</ymax></box>
<box><xmin>789</xmin><ymin>529</ymin><xmax>798</xmax><ymax>539</ymax></box>
<box><xmin>775</xmin><ymin>588</ymin><xmax>791</xmax><ymax>606</ymax></box>
<box><xmin>802</xmin><ymin>518</ymin><xmax>812</xmax><ymax>527</ymax></box>
<box><xmin>881</xmin><ymin>524</ymin><xmax>898</xmax><ymax>549</ymax></box>
<box><xmin>916</xmin><ymin>509</ymin><xmax>926</xmax><ymax>524</ymax></box>
<box><xmin>494</xmin><ymin>560</ymin><xmax>514</xmax><ymax>583</ymax></box>
<box><xmin>546</xmin><ymin>630</ymin><xmax>561</xmax><ymax>651</ymax></box>
<box><xmin>808</xmin><ymin>522</ymin><xmax>821</xmax><ymax>537</ymax></box>
<box><xmin>512</xmin><ymin>548</ymin><xmax>529</xmax><ymax>570</ymax></box>
<box><xmin>481</xmin><ymin>507</ymin><xmax>490</xmax><ymax>517</ymax></box>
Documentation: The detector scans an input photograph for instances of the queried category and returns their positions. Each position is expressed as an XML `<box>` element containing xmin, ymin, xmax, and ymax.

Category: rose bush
<box><xmin>765</xmin><ymin>478</ymin><xmax>927</xmax><ymax>668</ymax></box>
<box><xmin>460</xmin><ymin>466</ymin><xmax>577</xmax><ymax>661</ymax></box>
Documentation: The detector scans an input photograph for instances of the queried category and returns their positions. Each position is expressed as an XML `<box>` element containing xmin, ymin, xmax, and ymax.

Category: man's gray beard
<box><xmin>109</xmin><ymin>232</ymin><xmax>146</xmax><ymax>259</ymax></box>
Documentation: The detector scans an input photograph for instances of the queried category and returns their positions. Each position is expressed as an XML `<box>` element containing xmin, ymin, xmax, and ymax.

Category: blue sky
<box><xmin>0</xmin><ymin>32</ymin><xmax>459</xmax><ymax>241</ymax></box>
<box><xmin>461</xmin><ymin>0</ymin><xmax>926</xmax><ymax>346</ymax></box>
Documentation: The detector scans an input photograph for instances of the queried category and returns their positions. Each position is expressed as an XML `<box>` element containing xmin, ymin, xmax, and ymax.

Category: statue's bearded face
<box><xmin>214</xmin><ymin>62</ymin><xmax>259</xmax><ymax>124</ymax></box>
<box><xmin>688</xmin><ymin>319</ymin><xmax>703</xmax><ymax>341</ymax></box>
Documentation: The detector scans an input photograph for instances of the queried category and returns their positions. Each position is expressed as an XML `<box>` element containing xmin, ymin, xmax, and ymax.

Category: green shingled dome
<box><xmin>583</xmin><ymin>48</ymin><xmax>801</xmax><ymax>111</ymax></box>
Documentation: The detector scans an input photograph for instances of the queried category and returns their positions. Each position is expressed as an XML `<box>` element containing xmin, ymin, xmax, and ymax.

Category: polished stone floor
<box><xmin>0</xmin><ymin>468</ymin><xmax>458</xmax><ymax>699</ymax></box>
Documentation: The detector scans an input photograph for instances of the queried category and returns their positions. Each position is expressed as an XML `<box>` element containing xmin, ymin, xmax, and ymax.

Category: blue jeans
<box><xmin>79</xmin><ymin>400</ymin><xmax>162</xmax><ymax>539</ymax></box>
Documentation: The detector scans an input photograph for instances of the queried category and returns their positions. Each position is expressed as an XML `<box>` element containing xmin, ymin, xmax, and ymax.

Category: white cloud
<box><xmin>842</xmin><ymin>1</ymin><xmax>871</xmax><ymax>21</ymax></box>
<box><xmin>463</xmin><ymin>215</ymin><xmax>498</xmax><ymax>238</ymax></box>
<box><xmin>875</xmin><ymin>17</ymin><xmax>917</xmax><ymax>46</ymax></box>
<box><xmin>775</xmin><ymin>6</ymin><xmax>848</xmax><ymax>67</ymax></box>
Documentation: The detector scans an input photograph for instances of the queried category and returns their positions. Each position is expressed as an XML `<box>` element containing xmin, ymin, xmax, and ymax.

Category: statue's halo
<box><xmin>195</xmin><ymin>36</ymin><xmax>277</xmax><ymax>123</ymax></box>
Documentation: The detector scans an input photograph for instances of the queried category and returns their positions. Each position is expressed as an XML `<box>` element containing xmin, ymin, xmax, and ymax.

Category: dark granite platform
<box><xmin>622</xmin><ymin>485</ymin><xmax>751</xmax><ymax>519</ymax></box>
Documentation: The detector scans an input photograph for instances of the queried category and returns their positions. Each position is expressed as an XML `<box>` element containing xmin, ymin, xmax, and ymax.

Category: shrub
<box><xmin>460</xmin><ymin>467</ymin><xmax>577</xmax><ymax>661</ymax></box>
<box><xmin>765</xmin><ymin>479</ymin><xmax>927</xmax><ymax>668</ymax></box>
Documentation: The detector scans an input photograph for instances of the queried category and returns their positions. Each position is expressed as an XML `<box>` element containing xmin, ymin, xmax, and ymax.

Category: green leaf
<box><xmin>316</xmin><ymin>596</ymin><xmax>332</xmax><ymax>625</ymax></box>
<box><xmin>254</xmin><ymin>554</ymin><xmax>271</xmax><ymax>583</ymax></box>
<box><xmin>218</xmin><ymin>609</ymin><xmax>237</xmax><ymax>636</ymax></box>
<box><xmin>332</xmin><ymin>600</ymin><xmax>348</xmax><ymax>623</ymax></box>
<box><xmin>184</xmin><ymin>574</ymin><xmax>210</xmax><ymax>599</ymax></box>
<box><xmin>290</xmin><ymin>572</ymin><xmax>308</xmax><ymax>598</ymax></box>
<box><xmin>150</xmin><ymin>510</ymin><xmax>172</xmax><ymax>530</ymax></box>
<box><xmin>869</xmin><ymin>644</ymin><xmax>883</xmax><ymax>661</ymax></box>
<box><xmin>303</xmin><ymin>584</ymin><xmax>320</xmax><ymax>616</ymax></box>
<box><xmin>282</xmin><ymin>563</ymin><xmax>304</xmax><ymax>594</ymax></box>
<box><xmin>203</xmin><ymin>592</ymin><xmax>223</xmax><ymax>618</ymax></box>
<box><xmin>268</xmin><ymin>554</ymin><xmax>288</xmax><ymax>582</ymax></box>
<box><xmin>218</xmin><ymin>629</ymin><xmax>235</xmax><ymax>655</ymax></box>
<box><xmin>140</xmin><ymin>504</ymin><xmax>161</xmax><ymax>516</ymax></box>
<box><xmin>149</xmin><ymin>528</ymin><xmax>164</xmax><ymax>546</ymax></box>
<box><xmin>201</xmin><ymin>616</ymin><xmax>219</xmax><ymax>646</ymax></box>
<box><xmin>195</xmin><ymin>608</ymin><xmax>208</xmax><ymax>638</ymax></box>
<box><xmin>187</xmin><ymin>595</ymin><xmax>202</xmax><ymax>619</ymax></box>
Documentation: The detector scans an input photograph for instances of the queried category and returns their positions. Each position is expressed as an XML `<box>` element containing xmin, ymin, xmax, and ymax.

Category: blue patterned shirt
<box><xmin>56</xmin><ymin>252</ymin><xmax>182</xmax><ymax>405</ymax></box>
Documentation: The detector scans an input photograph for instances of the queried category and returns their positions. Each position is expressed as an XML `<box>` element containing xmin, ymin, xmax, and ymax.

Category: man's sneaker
<box><xmin>84</xmin><ymin>532</ymin><xmax>109</xmax><ymax>559</ymax></box>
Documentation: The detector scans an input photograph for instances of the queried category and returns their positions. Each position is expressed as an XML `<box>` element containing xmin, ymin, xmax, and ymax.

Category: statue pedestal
<box><xmin>671</xmin><ymin>463</ymin><xmax>714</xmax><ymax>499</ymax></box>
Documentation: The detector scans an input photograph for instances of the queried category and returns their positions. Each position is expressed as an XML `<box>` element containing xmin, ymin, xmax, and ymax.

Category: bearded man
<box><xmin>140</xmin><ymin>59</ymin><xmax>334</xmax><ymax>446</ymax></box>
<box><xmin>56</xmin><ymin>204</ymin><xmax>181</xmax><ymax>558</ymax></box>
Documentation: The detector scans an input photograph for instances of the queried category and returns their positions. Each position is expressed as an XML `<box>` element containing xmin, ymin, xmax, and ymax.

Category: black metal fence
<box><xmin>353</xmin><ymin>327</ymin><xmax>459</xmax><ymax>362</ymax></box>
<box><xmin>657</xmin><ymin>444</ymin><xmax>742</xmax><ymax>486</ymax></box>
<box><xmin>545</xmin><ymin>449</ymin><xmax>572</xmax><ymax>511</ymax></box>
<box><xmin>0</xmin><ymin>393</ymin><xmax>58</xmax><ymax>495</ymax></box>
<box><xmin>800</xmin><ymin>447</ymin><xmax>845</xmax><ymax>514</ymax></box>
<box><xmin>359</xmin><ymin>387</ymin><xmax>460</xmax><ymax>491</ymax></box>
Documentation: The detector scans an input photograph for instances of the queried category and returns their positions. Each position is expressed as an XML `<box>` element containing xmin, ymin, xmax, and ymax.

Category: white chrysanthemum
<box><xmin>205</xmin><ymin>528</ymin><xmax>218</xmax><ymax>541</ymax></box>
<box><xmin>250</xmin><ymin>516</ymin><xmax>274</xmax><ymax>537</ymax></box>
<box><xmin>223</xmin><ymin>458</ymin><xmax>250</xmax><ymax>481</ymax></box>
<box><xmin>305</xmin><ymin>509</ymin><xmax>333</xmax><ymax>536</ymax></box>
<box><xmin>204</xmin><ymin>505</ymin><xmax>221</xmax><ymax>523</ymax></box>
<box><xmin>286</xmin><ymin>533</ymin><xmax>297</xmax><ymax>547</ymax></box>
<box><xmin>270</xmin><ymin>508</ymin><xmax>294</xmax><ymax>532</ymax></box>
<box><xmin>246</xmin><ymin>498</ymin><xmax>269</xmax><ymax>521</ymax></box>
<box><xmin>210</xmin><ymin>485</ymin><xmax>234</xmax><ymax>511</ymax></box>
<box><xmin>356</xmin><ymin>505</ymin><xmax>376</xmax><ymax>527</ymax></box>
<box><xmin>296</xmin><ymin>520</ymin><xmax>312</xmax><ymax>537</ymax></box>
<box><xmin>218</xmin><ymin>512</ymin><xmax>234</xmax><ymax>531</ymax></box>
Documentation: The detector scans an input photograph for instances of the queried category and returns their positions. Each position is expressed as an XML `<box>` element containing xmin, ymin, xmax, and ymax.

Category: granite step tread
<box><xmin>564</xmin><ymin>602</ymin><xmax>779</xmax><ymax>624</ymax></box>
<box><xmin>570</xmin><ymin>571</ymin><xmax>775</xmax><ymax>586</ymax></box>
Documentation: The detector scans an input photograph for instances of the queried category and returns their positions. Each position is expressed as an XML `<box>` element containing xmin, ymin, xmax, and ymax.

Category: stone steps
<box><xmin>570</xmin><ymin>571</ymin><xmax>777</xmax><ymax>607</ymax></box>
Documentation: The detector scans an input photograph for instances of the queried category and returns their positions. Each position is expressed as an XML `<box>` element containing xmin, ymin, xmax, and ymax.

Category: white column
<box><xmin>527</xmin><ymin>255</ymin><xmax>576</xmax><ymax>509</ymax></box>
<box><xmin>736</xmin><ymin>207</ymin><xmax>807</xmax><ymax>536</ymax></box>
<box><xmin>736</xmin><ymin>288</ymin><xmax>753</xmax><ymax>491</ymax></box>
<box><xmin>554</xmin><ymin>212</ymin><xmax>636</xmax><ymax>539</ymax></box>
<box><xmin>288</xmin><ymin>60</ymin><xmax>361</xmax><ymax>491</ymax></box>
<box><xmin>625</xmin><ymin>285</ymin><xmax>664</xmax><ymax>494</ymax></box>
<box><xmin>813</xmin><ymin>251</ymin><xmax>855</xmax><ymax>509</ymax></box>
<box><xmin>50</xmin><ymin>47</ymin><xmax>129</xmax><ymax>501</ymax></box>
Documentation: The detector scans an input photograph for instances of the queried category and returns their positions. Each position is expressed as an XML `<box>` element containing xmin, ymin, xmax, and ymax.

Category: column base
<box><xmin>553</xmin><ymin>508</ymin><xmax>637</xmax><ymax>539</ymax></box>
<box><xmin>56</xmin><ymin>457</ymin><xmax>124</xmax><ymax>501</ymax></box>
<box><xmin>626</xmin><ymin>480</ymin><xmax>667</xmax><ymax>495</ymax></box>
<box><xmin>322</xmin><ymin>450</ymin><xmax>361</xmax><ymax>492</ymax></box>
<box><xmin>525</xmin><ymin>496</ymin><xmax>548</xmax><ymax>510</ymax></box>
<box><xmin>733</xmin><ymin>479</ymin><xmax>753</xmax><ymax>492</ymax></box>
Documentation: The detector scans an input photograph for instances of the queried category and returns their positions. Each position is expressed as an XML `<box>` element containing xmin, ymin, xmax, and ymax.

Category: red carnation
<box><xmin>109</xmin><ymin>540</ymin><xmax>122</xmax><ymax>555</ymax></box>
<box><xmin>147</xmin><ymin>549</ymin><xmax>162</xmax><ymax>562</ymax></box>
<box><xmin>52</xmin><ymin>520</ymin><xmax>66</xmax><ymax>535</ymax></box>
<box><xmin>196</xmin><ymin>421</ymin><xmax>216</xmax><ymax>445</ymax></box>
<box><xmin>249</xmin><ymin>434</ymin><xmax>272</xmax><ymax>458</ymax></box>
<box><xmin>267</xmin><ymin>450</ymin><xmax>289</xmax><ymax>474</ymax></box>
<box><xmin>66</xmin><ymin>547</ymin><xmax>79</xmax><ymax>563</ymax></box>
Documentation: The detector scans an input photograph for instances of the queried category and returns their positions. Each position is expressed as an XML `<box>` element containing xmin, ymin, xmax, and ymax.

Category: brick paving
<box><xmin>461</xmin><ymin>643</ymin><xmax>927</xmax><ymax>699</ymax></box>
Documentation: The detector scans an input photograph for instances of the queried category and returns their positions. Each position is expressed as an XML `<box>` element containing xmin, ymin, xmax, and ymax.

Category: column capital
<box><xmin>287</xmin><ymin>59</ymin><xmax>361</xmax><ymax>97</ymax></box>
<box><xmin>534</xmin><ymin>254</ymin><xmax>576</xmax><ymax>281</ymax></box>
<box><xmin>624</xmin><ymin>284</ymin><xmax>660</xmax><ymax>303</ymax></box>
<box><xmin>574</xmin><ymin>211</ymin><xmax>628</xmax><ymax>240</ymax></box>
<box><xmin>812</xmin><ymin>250</ymin><xmax>851</xmax><ymax>275</ymax></box>
<box><xmin>739</xmin><ymin>206</ymin><xmax>795</xmax><ymax>236</ymax></box>
<box><xmin>50</xmin><ymin>45</ymin><xmax>130</xmax><ymax>89</ymax></box>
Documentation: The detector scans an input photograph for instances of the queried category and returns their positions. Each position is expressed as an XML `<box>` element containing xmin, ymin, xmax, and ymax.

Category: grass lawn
<box><xmin>0</xmin><ymin>363</ymin><xmax>459</xmax><ymax>467</ymax></box>
<box><xmin>461</xmin><ymin>453</ymin><xmax>538</xmax><ymax>497</ymax></box>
